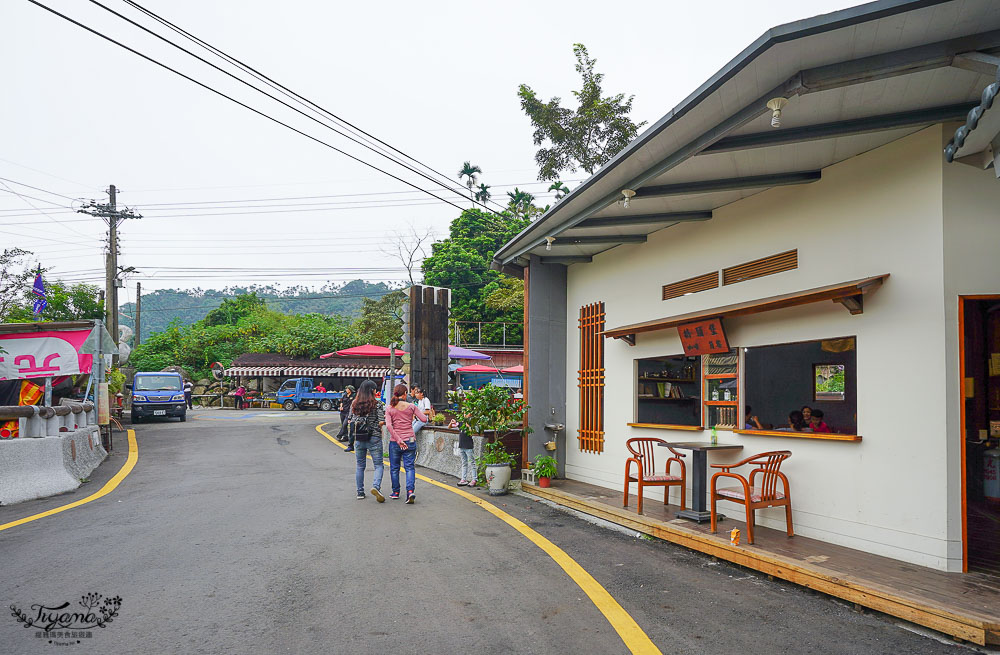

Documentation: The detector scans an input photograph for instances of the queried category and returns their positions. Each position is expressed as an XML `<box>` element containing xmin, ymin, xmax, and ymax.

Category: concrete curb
<box><xmin>0</xmin><ymin>427</ymin><xmax>107</xmax><ymax>505</ymax></box>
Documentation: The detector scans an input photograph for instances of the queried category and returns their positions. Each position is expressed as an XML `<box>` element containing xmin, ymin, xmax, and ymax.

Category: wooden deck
<box><xmin>522</xmin><ymin>478</ymin><xmax>1000</xmax><ymax>646</ymax></box>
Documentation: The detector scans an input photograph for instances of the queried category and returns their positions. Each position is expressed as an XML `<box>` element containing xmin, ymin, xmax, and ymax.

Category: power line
<box><xmin>0</xmin><ymin>179</ymin><xmax>95</xmax><ymax>239</ymax></box>
<box><xmin>122</xmin><ymin>0</ymin><xmax>510</xmax><ymax>213</ymax></box>
<box><xmin>27</xmin><ymin>0</ymin><xmax>468</xmax><ymax>214</ymax></box>
<box><xmin>0</xmin><ymin>157</ymin><xmax>97</xmax><ymax>191</ymax></box>
<box><xmin>0</xmin><ymin>176</ymin><xmax>80</xmax><ymax>201</ymax></box>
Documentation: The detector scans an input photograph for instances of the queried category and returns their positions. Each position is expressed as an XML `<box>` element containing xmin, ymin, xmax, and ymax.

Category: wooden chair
<box><xmin>710</xmin><ymin>450</ymin><xmax>793</xmax><ymax>544</ymax></box>
<box><xmin>624</xmin><ymin>437</ymin><xmax>686</xmax><ymax>515</ymax></box>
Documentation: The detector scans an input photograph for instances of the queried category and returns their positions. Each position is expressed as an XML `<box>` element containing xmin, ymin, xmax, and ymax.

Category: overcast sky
<box><xmin>2</xmin><ymin>0</ymin><xmax>861</xmax><ymax>299</ymax></box>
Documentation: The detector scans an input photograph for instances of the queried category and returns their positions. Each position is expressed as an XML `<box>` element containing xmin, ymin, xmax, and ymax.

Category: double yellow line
<box><xmin>315</xmin><ymin>423</ymin><xmax>662</xmax><ymax>655</ymax></box>
<box><xmin>0</xmin><ymin>429</ymin><xmax>139</xmax><ymax>532</ymax></box>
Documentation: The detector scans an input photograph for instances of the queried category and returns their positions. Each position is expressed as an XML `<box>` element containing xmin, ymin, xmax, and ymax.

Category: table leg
<box><xmin>677</xmin><ymin>450</ymin><xmax>723</xmax><ymax>523</ymax></box>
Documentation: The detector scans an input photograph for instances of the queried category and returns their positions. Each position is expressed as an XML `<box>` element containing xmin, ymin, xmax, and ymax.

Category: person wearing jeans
<box><xmin>355</xmin><ymin>435</ymin><xmax>384</xmax><ymax>500</ymax></box>
<box><xmin>411</xmin><ymin>387</ymin><xmax>434</xmax><ymax>435</ymax></box>
<box><xmin>457</xmin><ymin>428</ymin><xmax>476</xmax><ymax>487</ymax></box>
<box><xmin>385</xmin><ymin>383</ymin><xmax>427</xmax><ymax>503</ymax></box>
<box><xmin>347</xmin><ymin>380</ymin><xmax>385</xmax><ymax>501</ymax></box>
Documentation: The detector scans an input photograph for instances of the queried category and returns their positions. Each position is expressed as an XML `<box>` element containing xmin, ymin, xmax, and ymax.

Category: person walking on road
<box><xmin>347</xmin><ymin>380</ymin><xmax>385</xmax><ymax>501</ymax></box>
<box><xmin>336</xmin><ymin>385</ymin><xmax>355</xmax><ymax>444</ymax></box>
<box><xmin>183</xmin><ymin>380</ymin><xmax>193</xmax><ymax>410</ymax></box>
<box><xmin>457</xmin><ymin>426</ymin><xmax>476</xmax><ymax>487</ymax></box>
<box><xmin>385</xmin><ymin>383</ymin><xmax>426</xmax><ymax>503</ymax></box>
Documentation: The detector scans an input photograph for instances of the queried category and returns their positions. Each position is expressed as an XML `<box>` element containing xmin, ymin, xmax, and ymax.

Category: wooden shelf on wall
<box><xmin>734</xmin><ymin>429</ymin><xmax>862</xmax><ymax>442</ymax></box>
<box><xmin>638</xmin><ymin>377</ymin><xmax>696</xmax><ymax>383</ymax></box>
<box><xmin>704</xmin><ymin>400</ymin><xmax>738</xmax><ymax>406</ymax></box>
<box><xmin>704</xmin><ymin>373</ymin><xmax>738</xmax><ymax>380</ymax></box>
<box><xmin>628</xmin><ymin>423</ymin><xmax>704</xmax><ymax>431</ymax></box>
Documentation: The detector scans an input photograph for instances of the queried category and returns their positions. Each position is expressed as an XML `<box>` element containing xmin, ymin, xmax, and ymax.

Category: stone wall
<box><xmin>0</xmin><ymin>426</ymin><xmax>107</xmax><ymax>505</ymax></box>
<box><xmin>413</xmin><ymin>428</ymin><xmax>484</xmax><ymax>478</ymax></box>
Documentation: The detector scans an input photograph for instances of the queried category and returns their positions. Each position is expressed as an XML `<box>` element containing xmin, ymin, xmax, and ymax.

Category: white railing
<box><xmin>0</xmin><ymin>401</ymin><xmax>97</xmax><ymax>438</ymax></box>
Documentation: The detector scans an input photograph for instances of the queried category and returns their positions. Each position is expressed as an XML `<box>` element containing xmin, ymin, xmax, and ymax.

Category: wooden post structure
<box><xmin>404</xmin><ymin>285</ymin><xmax>450</xmax><ymax>407</ymax></box>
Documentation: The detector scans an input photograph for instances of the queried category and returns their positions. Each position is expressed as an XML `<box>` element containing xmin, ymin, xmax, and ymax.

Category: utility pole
<box><xmin>135</xmin><ymin>281</ymin><xmax>141</xmax><ymax>347</ymax></box>
<box><xmin>78</xmin><ymin>185</ymin><xmax>141</xmax><ymax>365</ymax></box>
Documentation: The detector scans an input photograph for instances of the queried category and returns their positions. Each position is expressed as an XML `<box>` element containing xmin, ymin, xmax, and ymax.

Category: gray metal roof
<box><xmin>495</xmin><ymin>0</ymin><xmax>1000</xmax><ymax>268</ymax></box>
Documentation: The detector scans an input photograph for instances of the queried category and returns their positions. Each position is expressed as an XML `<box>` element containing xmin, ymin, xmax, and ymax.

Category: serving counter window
<box><xmin>742</xmin><ymin>337</ymin><xmax>857</xmax><ymax>436</ymax></box>
<box><xmin>704</xmin><ymin>350</ymin><xmax>739</xmax><ymax>429</ymax></box>
<box><xmin>634</xmin><ymin>355</ymin><xmax>701</xmax><ymax>428</ymax></box>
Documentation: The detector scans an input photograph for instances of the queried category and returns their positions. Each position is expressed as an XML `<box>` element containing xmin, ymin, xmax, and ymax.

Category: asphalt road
<box><xmin>0</xmin><ymin>409</ymin><xmax>978</xmax><ymax>654</ymax></box>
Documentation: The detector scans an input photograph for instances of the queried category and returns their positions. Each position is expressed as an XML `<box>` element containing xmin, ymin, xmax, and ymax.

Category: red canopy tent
<box><xmin>321</xmin><ymin>344</ymin><xmax>407</xmax><ymax>358</ymax></box>
<box><xmin>455</xmin><ymin>364</ymin><xmax>498</xmax><ymax>373</ymax></box>
<box><xmin>501</xmin><ymin>365</ymin><xmax>523</xmax><ymax>373</ymax></box>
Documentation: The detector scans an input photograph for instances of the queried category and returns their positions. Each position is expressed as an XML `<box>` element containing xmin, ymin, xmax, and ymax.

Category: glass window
<box><xmin>744</xmin><ymin>337</ymin><xmax>857</xmax><ymax>434</ymax></box>
<box><xmin>635</xmin><ymin>355</ymin><xmax>701</xmax><ymax>427</ymax></box>
<box><xmin>134</xmin><ymin>375</ymin><xmax>182</xmax><ymax>391</ymax></box>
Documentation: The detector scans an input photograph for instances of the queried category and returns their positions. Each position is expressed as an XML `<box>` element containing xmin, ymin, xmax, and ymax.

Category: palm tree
<box><xmin>458</xmin><ymin>161</ymin><xmax>482</xmax><ymax>199</ymax></box>
<box><xmin>474</xmin><ymin>183</ymin><xmax>491</xmax><ymax>204</ymax></box>
<box><xmin>507</xmin><ymin>188</ymin><xmax>535</xmax><ymax>216</ymax></box>
<box><xmin>548</xmin><ymin>181</ymin><xmax>570</xmax><ymax>200</ymax></box>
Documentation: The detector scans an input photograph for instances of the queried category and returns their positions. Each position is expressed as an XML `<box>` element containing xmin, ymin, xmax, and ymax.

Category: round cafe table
<box><xmin>657</xmin><ymin>441</ymin><xmax>743</xmax><ymax>523</ymax></box>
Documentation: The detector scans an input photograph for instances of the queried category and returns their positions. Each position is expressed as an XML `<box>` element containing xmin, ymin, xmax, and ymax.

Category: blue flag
<box><xmin>32</xmin><ymin>272</ymin><xmax>46</xmax><ymax>317</ymax></box>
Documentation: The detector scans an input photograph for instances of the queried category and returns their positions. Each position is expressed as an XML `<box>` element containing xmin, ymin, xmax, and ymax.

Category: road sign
<box><xmin>80</xmin><ymin>323</ymin><xmax>119</xmax><ymax>355</ymax></box>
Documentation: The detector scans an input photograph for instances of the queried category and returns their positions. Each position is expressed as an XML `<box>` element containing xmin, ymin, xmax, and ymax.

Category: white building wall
<box><xmin>942</xmin><ymin>131</ymin><xmax>1000</xmax><ymax>566</ymax></box>
<box><xmin>564</xmin><ymin>126</ymin><xmax>960</xmax><ymax>569</ymax></box>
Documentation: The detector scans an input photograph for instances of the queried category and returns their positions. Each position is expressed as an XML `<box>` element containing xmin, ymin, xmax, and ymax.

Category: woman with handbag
<box><xmin>347</xmin><ymin>380</ymin><xmax>386</xmax><ymax>501</ymax></box>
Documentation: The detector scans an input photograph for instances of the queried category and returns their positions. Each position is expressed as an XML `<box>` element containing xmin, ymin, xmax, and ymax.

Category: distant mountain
<box><xmin>119</xmin><ymin>280</ymin><xmax>400</xmax><ymax>341</ymax></box>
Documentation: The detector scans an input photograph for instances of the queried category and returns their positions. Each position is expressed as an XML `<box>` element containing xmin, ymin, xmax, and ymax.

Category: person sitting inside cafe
<box><xmin>745</xmin><ymin>405</ymin><xmax>764</xmax><ymax>430</ymax></box>
<box><xmin>314</xmin><ymin>382</ymin><xmax>327</xmax><ymax>393</ymax></box>
<box><xmin>778</xmin><ymin>409</ymin><xmax>811</xmax><ymax>432</ymax></box>
<box><xmin>809</xmin><ymin>408</ymin><xmax>832</xmax><ymax>433</ymax></box>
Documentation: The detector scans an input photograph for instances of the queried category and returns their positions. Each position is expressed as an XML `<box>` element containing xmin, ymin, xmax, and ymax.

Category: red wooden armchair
<box><xmin>710</xmin><ymin>450</ymin><xmax>793</xmax><ymax>544</ymax></box>
<box><xmin>624</xmin><ymin>438</ymin><xmax>686</xmax><ymax>515</ymax></box>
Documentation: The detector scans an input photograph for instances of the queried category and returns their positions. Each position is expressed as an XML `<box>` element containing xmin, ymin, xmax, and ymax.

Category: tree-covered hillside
<box><xmin>120</xmin><ymin>279</ymin><xmax>400</xmax><ymax>342</ymax></box>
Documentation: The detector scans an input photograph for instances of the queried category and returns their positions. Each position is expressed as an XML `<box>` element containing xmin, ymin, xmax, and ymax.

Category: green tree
<box><xmin>4</xmin><ymin>280</ymin><xmax>104</xmax><ymax>323</ymax></box>
<box><xmin>474</xmin><ymin>183</ymin><xmax>492</xmax><ymax>204</ymax></box>
<box><xmin>202</xmin><ymin>293</ymin><xmax>266</xmax><ymax>326</ymax></box>
<box><xmin>484</xmin><ymin>277</ymin><xmax>524</xmax><ymax>314</ymax></box>
<box><xmin>353</xmin><ymin>289</ymin><xmax>407</xmax><ymax>346</ymax></box>
<box><xmin>422</xmin><ymin>209</ymin><xmax>529</xmax><ymax>345</ymax></box>
<box><xmin>0</xmin><ymin>248</ymin><xmax>33</xmax><ymax>321</ymax></box>
<box><xmin>518</xmin><ymin>43</ymin><xmax>646</xmax><ymax>180</ymax></box>
<box><xmin>458</xmin><ymin>161</ymin><xmax>482</xmax><ymax>199</ymax></box>
<box><xmin>548</xmin><ymin>180</ymin><xmax>571</xmax><ymax>200</ymax></box>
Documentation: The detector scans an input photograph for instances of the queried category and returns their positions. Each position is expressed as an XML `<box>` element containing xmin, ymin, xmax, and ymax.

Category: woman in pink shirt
<box><xmin>385</xmin><ymin>384</ymin><xmax>427</xmax><ymax>503</ymax></box>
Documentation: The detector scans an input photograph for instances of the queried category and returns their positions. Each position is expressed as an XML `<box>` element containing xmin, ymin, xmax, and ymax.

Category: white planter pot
<box><xmin>486</xmin><ymin>464</ymin><xmax>511</xmax><ymax>496</ymax></box>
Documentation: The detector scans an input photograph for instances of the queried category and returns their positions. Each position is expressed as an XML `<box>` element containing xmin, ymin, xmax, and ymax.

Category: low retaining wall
<box><xmin>413</xmin><ymin>428</ymin><xmax>484</xmax><ymax>478</ymax></box>
<box><xmin>0</xmin><ymin>426</ymin><xmax>107</xmax><ymax>505</ymax></box>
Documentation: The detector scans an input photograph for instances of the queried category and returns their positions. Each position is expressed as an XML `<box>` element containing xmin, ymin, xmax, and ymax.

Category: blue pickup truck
<box><xmin>131</xmin><ymin>371</ymin><xmax>187</xmax><ymax>423</ymax></box>
<box><xmin>276</xmin><ymin>377</ymin><xmax>343</xmax><ymax>411</ymax></box>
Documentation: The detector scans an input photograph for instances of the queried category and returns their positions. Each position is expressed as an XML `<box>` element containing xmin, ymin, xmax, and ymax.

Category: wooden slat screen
<box><xmin>722</xmin><ymin>249</ymin><xmax>797</xmax><ymax>286</ymax></box>
<box><xmin>578</xmin><ymin>301</ymin><xmax>605</xmax><ymax>453</ymax></box>
<box><xmin>662</xmin><ymin>272</ymin><xmax>720</xmax><ymax>300</ymax></box>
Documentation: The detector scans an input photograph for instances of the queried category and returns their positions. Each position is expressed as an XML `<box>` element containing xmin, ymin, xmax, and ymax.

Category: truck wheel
<box><xmin>179</xmin><ymin>413</ymin><xmax>186</xmax><ymax>422</ymax></box>
<box><xmin>283</xmin><ymin>400</ymin><xmax>296</xmax><ymax>411</ymax></box>
<box><xmin>319</xmin><ymin>400</ymin><xmax>333</xmax><ymax>411</ymax></box>
<box><xmin>132</xmin><ymin>415</ymin><xmax>142</xmax><ymax>424</ymax></box>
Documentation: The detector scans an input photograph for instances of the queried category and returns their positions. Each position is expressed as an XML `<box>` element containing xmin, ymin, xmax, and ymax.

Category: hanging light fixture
<box><xmin>620</xmin><ymin>189</ymin><xmax>636</xmax><ymax>208</ymax></box>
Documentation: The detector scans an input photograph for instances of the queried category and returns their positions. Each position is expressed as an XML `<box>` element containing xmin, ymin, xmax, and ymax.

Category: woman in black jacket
<box><xmin>348</xmin><ymin>380</ymin><xmax>385</xmax><ymax>501</ymax></box>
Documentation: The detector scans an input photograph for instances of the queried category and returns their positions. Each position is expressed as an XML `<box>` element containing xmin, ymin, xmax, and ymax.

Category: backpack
<box><xmin>347</xmin><ymin>411</ymin><xmax>374</xmax><ymax>441</ymax></box>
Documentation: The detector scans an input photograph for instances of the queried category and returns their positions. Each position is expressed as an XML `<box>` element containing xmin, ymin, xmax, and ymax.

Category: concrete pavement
<box><xmin>0</xmin><ymin>409</ymin><xmax>974</xmax><ymax>654</ymax></box>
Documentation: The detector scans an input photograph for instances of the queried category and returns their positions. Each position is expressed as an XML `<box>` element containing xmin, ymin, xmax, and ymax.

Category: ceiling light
<box><xmin>766</xmin><ymin>97</ymin><xmax>788</xmax><ymax>128</ymax></box>
<box><xmin>620</xmin><ymin>189</ymin><xmax>636</xmax><ymax>209</ymax></box>
<box><xmin>544</xmin><ymin>236</ymin><xmax>555</xmax><ymax>251</ymax></box>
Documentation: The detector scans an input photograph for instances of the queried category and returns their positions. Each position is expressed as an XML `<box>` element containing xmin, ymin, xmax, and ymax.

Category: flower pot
<box><xmin>485</xmin><ymin>463</ymin><xmax>511</xmax><ymax>496</ymax></box>
<box><xmin>538</xmin><ymin>476</ymin><xmax>551</xmax><ymax>488</ymax></box>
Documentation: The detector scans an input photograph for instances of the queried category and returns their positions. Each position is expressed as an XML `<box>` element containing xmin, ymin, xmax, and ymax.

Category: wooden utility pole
<box><xmin>135</xmin><ymin>281</ymin><xmax>142</xmax><ymax>346</ymax></box>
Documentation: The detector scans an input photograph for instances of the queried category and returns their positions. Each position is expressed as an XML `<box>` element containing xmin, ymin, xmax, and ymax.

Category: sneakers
<box><xmin>356</xmin><ymin>491</ymin><xmax>365</xmax><ymax>500</ymax></box>
<box><xmin>457</xmin><ymin>479</ymin><xmax>468</xmax><ymax>486</ymax></box>
<box><xmin>371</xmin><ymin>487</ymin><xmax>384</xmax><ymax>503</ymax></box>
<box><xmin>345</xmin><ymin>447</ymin><xmax>354</xmax><ymax>452</ymax></box>
<box><xmin>405</xmin><ymin>492</ymin><xmax>415</xmax><ymax>504</ymax></box>
<box><xmin>389</xmin><ymin>492</ymin><xmax>400</xmax><ymax>500</ymax></box>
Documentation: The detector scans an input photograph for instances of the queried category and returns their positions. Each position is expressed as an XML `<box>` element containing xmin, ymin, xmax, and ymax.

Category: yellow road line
<box><xmin>315</xmin><ymin>423</ymin><xmax>662</xmax><ymax>655</ymax></box>
<box><xmin>0</xmin><ymin>429</ymin><xmax>139</xmax><ymax>533</ymax></box>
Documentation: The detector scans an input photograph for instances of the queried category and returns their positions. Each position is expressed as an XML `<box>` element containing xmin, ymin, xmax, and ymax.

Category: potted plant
<box><xmin>532</xmin><ymin>454</ymin><xmax>557</xmax><ymax>488</ymax></box>
<box><xmin>457</xmin><ymin>385</ymin><xmax>528</xmax><ymax>496</ymax></box>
